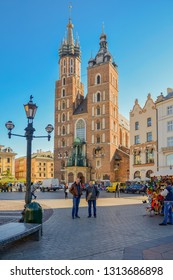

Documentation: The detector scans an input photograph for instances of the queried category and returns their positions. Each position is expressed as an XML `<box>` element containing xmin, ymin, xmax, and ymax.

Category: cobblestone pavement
<box><xmin>0</xmin><ymin>196</ymin><xmax>173</xmax><ymax>260</ymax></box>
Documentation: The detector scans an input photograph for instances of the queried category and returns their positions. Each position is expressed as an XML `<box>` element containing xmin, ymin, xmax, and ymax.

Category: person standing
<box><xmin>69</xmin><ymin>178</ymin><xmax>82</xmax><ymax>219</ymax></box>
<box><xmin>86</xmin><ymin>181</ymin><xmax>99</xmax><ymax>218</ymax></box>
<box><xmin>19</xmin><ymin>183</ymin><xmax>22</xmax><ymax>192</ymax></box>
<box><xmin>31</xmin><ymin>182</ymin><xmax>37</xmax><ymax>200</ymax></box>
<box><xmin>64</xmin><ymin>183</ymin><xmax>69</xmax><ymax>199</ymax></box>
<box><xmin>115</xmin><ymin>183</ymin><xmax>120</xmax><ymax>198</ymax></box>
<box><xmin>159</xmin><ymin>180</ymin><xmax>173</xmax><ymax>225</ymax></box>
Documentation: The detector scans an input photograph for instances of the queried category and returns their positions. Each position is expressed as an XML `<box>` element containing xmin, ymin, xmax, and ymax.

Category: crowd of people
<box><xmin>144</xmin><ymin>177</ymin><xmax>173</xmax><ymax>225</ymax></box>
<box><xmin>66</xmin><ymin>176</ymin><xmax>173</xmax><ymax>225</ymax></box>
<box><xmin>1</xmin><ymin>175</ymin><xmax>172</xmax><ymax>225</ymax></box>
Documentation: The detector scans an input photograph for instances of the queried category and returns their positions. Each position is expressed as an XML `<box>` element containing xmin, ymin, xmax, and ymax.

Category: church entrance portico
<box><xmin>66</xmin><ymin>166</ymin><xmax>91</xmax><ymax>183</ymax></box>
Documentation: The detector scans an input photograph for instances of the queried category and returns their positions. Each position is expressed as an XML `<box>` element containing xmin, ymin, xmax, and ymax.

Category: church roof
<box><xmin>73</xmin><ymin>98</ymin><xmax>88</xmax><ymax>115</ymax></box>
<box><xmin>114</xmin><ymin>151</ymin><xmax>122</xmax><ymax>160</ymax></box>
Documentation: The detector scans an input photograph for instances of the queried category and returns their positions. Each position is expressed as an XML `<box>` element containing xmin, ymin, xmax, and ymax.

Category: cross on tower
<box><xmin>102</xmin><ymin>22</ymin><xmax>105</xmax><ymax>34</ymax></box>
<box><xmin>69</xmin><ymin>2</ymin><xmax>72</xmax><ymax>19</ymax></box>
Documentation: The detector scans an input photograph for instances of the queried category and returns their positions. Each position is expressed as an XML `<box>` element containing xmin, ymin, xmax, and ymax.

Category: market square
<box><xmin>0</xmin><ymin>190</ymin><xmax>173</xmax><ymax>260</ymax></box>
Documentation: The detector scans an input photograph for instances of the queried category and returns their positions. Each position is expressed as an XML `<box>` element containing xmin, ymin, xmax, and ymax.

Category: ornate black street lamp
<box><xmin>5</xmin><ymin>95</ymin><xmax>54</xmax><ymax>206</ymax></box>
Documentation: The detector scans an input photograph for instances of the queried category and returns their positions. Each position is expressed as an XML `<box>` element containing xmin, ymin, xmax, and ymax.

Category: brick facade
<box><xmin>54</xmin><ymin>17</ymin><xmax>129</xmax><ymax>183</ymax></box>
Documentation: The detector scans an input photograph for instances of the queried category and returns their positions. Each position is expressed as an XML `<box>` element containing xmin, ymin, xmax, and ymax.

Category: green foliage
<box><xmin>0</xmin><ymin>177</ymin><xmax>26</xmax><ymax>186</ymax></box>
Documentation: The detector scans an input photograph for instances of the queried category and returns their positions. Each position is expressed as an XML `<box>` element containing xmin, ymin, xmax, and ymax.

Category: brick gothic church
<box><xmin>54</xmin><ymin>16</ymin><xmax>130</xmax><ymax>184</ymax></box>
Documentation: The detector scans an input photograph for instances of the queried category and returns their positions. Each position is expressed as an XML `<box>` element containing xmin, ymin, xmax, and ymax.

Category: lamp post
<box><xmin>5</xmin><ymin>96</ymin><xmax>54</xmax><ymax>206</ymax></box>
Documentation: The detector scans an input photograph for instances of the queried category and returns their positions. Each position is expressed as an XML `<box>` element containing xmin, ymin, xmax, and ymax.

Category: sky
<box><xmin>0</xmin><ymin>0</ymin><xmax>173</xmax><ymax>158</ymax></box>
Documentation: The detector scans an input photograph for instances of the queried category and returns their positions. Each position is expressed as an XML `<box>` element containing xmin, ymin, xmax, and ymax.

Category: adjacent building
<box><xmin>130</xmin><ymin>94</ymin><xmax>157</xmax><ymax>180</ymax></box>
<box><xmin>15</xmin><ymin>150</ymin><xmax>54</xmax><ymax>182</ymax></box>
<box><xmin>54</xmin><ymin>16</ymin><xmax>130</xmax><ymax>184</ymax></box>
<box><xmin>0</xmin><ymin>145</ymin><xmax>17</xmax><ymax>178</ymax></box>
<box><xmin>155</xmin><ymin>88</ymin><xmax>173</xmax><ymax>176</ymax></box>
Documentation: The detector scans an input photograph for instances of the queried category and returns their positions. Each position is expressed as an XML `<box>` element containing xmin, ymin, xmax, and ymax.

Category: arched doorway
<box><xmin>68</xmin><ymin>172</ymin><xmax>74</xmax><ymax>183</ymax></box>
<box><xmin>146</xmin><ymin>170</ymin><xmax>153</xmax><ymax>178</ymax></box>
<box><xmin>134</xmin><ymin>170</ymin><xmax>141</xmax><ymax>179</ymax></box>
<box><xmin>103</xmin><ymin>174</ymin><xmax>110</xmax><ymax>180</ymax></box>
<box><xmin>77</xmin><ymin>172</ymin><xmax>85</xmax><ymax>184</ymax></box>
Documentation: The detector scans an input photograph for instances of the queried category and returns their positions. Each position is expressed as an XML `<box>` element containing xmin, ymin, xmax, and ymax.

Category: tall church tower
<box><xmin>87</xmin><ymin>29</ymin><xmax>119</xmax><ymax>181</ymax></box>
<box><xmin>54</xmin><ymin>15</ymin><xmax>84</xmax><ymax>180</ymax></box>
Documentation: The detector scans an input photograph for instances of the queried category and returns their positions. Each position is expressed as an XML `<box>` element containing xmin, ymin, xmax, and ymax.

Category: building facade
<box><xmin>155</xmin><ymin>88</ymin><xmax>173</xmax><ymax>176</ymax></box>
<box><xmin>15</xmin><ymin>150</ymin><xmax>54</xmax><ymax>182</ymax></box>
<box><xmin>0</xmin><ymin>145</ymin><xmax>17</xmax><ymax>178</ymax></box>
<box><xmin>54</xmin><ymin>16</ymin><xmax>130</xmax><ymax>184</ymax></box>
<box><xmin>130</xmin><ymin>94</ymin><xmax>157</xmax><ymax>180</ymax></box>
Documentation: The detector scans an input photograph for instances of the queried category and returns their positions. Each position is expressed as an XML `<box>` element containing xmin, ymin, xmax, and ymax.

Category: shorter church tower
<box><xmin>87</xmin><ymin>29</ymin><xmax>119</xmax><ymax>181</ymax></box>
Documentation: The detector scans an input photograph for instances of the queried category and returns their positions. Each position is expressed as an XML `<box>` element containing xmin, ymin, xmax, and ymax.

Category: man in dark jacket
<box><xmin>115</xmin><ymin>183</ymin><xmax>120</xmax><ymax>198</ymax></box>
<box><xmin>69</xmin><ymin>178</ymin><xmax>82</xmax><ymax>219</ymax></box>
<box><xmin>86</xmin><ymin>181</ymin><xmax>99</xmax><ymax>218</ymax></box>
<box><xmin>159</xmin><ymin>181</ymin><xmax>173</xmax><ymax>225</ymax></box>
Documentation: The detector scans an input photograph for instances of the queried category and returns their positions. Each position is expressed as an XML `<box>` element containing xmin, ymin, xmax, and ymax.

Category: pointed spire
<box><xmin>102</xmin><ymin>22</ymin><xmax>105</xmax><ymax>34</ymax></box>
<box><xmin>59</xmin><ymin>3</ymin><xmax>80</xmax><ymax>59</ymax></box>
<box><xmin>100</xmin><ymin>22</ymin><xmax>106</xmax><ymax>40</ymax></box>
<box><xmin>67</xmin><ymin>19</ymin><xmax>74</xmax><ymax>46</ymax></box>
<box><xmin>66</xmin><ymin>2</ymin><xmax>74</xmax><ymax>45</ymax></box>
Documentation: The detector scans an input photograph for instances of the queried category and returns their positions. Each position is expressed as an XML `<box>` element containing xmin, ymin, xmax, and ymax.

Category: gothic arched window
<box><xmin>62</xmin><ymin>78</ymin><xmax>66</xmax><ymax>86</ymax></box>
<box><xmin>96</xmin><ymin>120</ymin><xmax>101</xmax><ymax>130</ymax></box>
<box><xmin>96</xmin><ymin>135</ymin><xmax>101</xmax><ymax>143</ymax></box>
<box><xmin>97</xmin><ymin>106</ymin><xmax>101</xmax><ymax>115</ymax></box>
<box><xmin>63</xmin><ymin>59</ymin><xmax>66</xmax><ymax>74</ymax></box>
<box><xmin>62</xmin><ymin>88</ymin><xmax>65</xmax><ymax>97</ymax></box>
<box><xmin>62</xmin><ymin>139</ymin><xmax>65</xmax><ymax>147</ymax></box>
<box><xmin>62</xmin><ymin>100</ymin><xmax>66</xmax><ymax>110</ymax></box>
<box><xmin>76</xmin><ymin>119</ymin><xmax>86</xmax><ymax>141</ymax></box>
<box><xmin>96</xmin><ymin>74</ymin><xmax>101</xmax><ymax>84</ymax></box>
<box><xmin>70</xmin><ymin>58</ymin><xmax>73</xmax><ymax>74</ymax></box>
<box><xmin>62</xmin><ymin>126</ymin><xmax>66</xmax><ymax>135</ymax></box>
<box><xmin>62</xmin><ymin>113</ymin><xmax>66</xmax><ymax>122</ymax></box>
<box><xmin>97</xmin><ymin>92</ymin><xmax>101</xmax><ymax>102</ymax></box>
